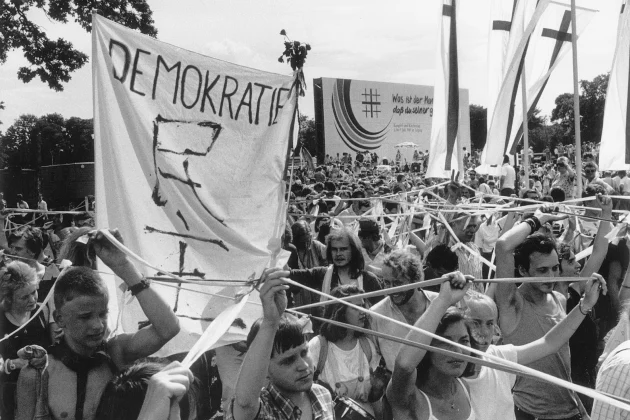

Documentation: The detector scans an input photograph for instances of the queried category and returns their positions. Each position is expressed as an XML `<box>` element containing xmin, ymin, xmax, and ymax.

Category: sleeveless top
<box><xmin>417</xmin><ymin>379</ymin><xmax>475</xmax><ymax>420</ymax></box>
<box><xmin>47</xmin><ymin>340</ymin><xmax>117</xmax><ymax>420</ymax></box>
<box><xmin>503</xmin><ymin>291</ymin><xmax>580</xmax><ymax>418</ymax></box>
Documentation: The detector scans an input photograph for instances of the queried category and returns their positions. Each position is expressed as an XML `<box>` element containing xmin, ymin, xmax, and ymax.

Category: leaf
<box><xmin>280</xmin><ymin>29</ymin><xmax>287</xmax><ymax>36</ymax></box>
<box><xmin>278</xmin><ymin>56</ymin><xmax>284</xmax><ymax>63</ymax></box>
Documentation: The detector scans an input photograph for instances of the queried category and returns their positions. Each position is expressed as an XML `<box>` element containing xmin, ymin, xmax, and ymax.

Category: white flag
<box><xmin>92</xmin><ymin>14</ymin><xmax>297</xmax><ymax>354</ymax></box>
<box><xmin>481</xmin><ymin>0</ymin><xmax>550</xmax><ymax>167</ymax></box>
<box><xmin>487</xmin><ymin>0</ymin><xmax>520</xmax><ymax>133</ymax></box>
<box><xmin>505</xmin><ymin>1</ymin><xmax>596</xmax><ymax>156</ymax></box>
<box><xmin>426</xmin><ymin>0</ymin><xmax>463</xmax><ymax>178</ymax></box>
<box><xmin>600</xmin><ymin>1</ymin><xmax>630</xmax><ymax>170</ymax></box>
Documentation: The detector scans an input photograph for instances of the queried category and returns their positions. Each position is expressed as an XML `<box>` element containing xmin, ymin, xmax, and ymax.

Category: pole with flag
<box><xmin>426</xmin><ymin>0</ymin><xmax>462</xmax><ymax>179</ymax></box>
<box><xmin>571</xmin><ymin>0</ymin><xmax>583</xmax><ymax>197</ymax></box>
<box><xmin>599</xmin><ymin>0</ymin><xmax>630</xmax><ymax>171</ymax></box>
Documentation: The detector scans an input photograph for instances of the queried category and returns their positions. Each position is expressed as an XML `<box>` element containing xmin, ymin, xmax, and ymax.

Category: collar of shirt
<box><xmin>267</xmin><ymin>383</ymin><xmax>331</xmax><ymax>420</ymax></box>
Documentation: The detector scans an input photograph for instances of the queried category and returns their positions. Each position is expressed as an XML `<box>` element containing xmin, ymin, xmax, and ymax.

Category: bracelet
<box><xmin>129</xmin><ymin>278</ymin><xmax>151</xmax><ymax>296</ymax></box>
<box><xmin>622</xmin><ymin>285</ymin><xmax>630</xmax><ymax>289</ymax></box>
<box><xmin>4</xmin><ymin>359</ymin><xmax>15</xmax><ymax>374</ymax></box>
<box><xmin>529</xmin><ymin>216</ymin><xmax>542</xmax><ymax>232</ymax></box>
<box><xmin>579</xmin><ymin>300</ymin><xmax>592</xmax><ymax>316</ymax></box>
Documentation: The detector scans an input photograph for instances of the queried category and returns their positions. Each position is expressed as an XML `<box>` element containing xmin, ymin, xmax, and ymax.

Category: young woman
<box><xmin>462</xmin><ymin>277</ymin><xmax>604</xmax><ymax>420</ymax></box>
<box><xmin>387</xmin><ymin>273</ymin><xmax>476</xmax><ymax>420</ymax></box>
<box><xmin>0</xmin><ymin>261</ymin><xmax>53</xmax><ymax>420</ymax></box>
<box><xmin>308</xmin><ymin>285</ymin><xmax>380</xmax><ymax>416</ymax></box>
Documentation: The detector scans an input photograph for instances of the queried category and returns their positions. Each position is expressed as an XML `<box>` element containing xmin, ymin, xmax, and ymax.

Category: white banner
<box><xmin>92</xmin><ymin>14</ymin><xmax>297</xmax><ymax>354</ymax></box>
<box><xmin>426</xmin><ymin>0</ymin><xmax>463</xmax><ymax>179</ymax></box>
<box><xmin>600</xmin><ymin>1</ymin><xmax>630</xmax><ymax>171</ymax></box>
<box><xmin>486</xmin><ymin>0</ymin><xmax>520</xmax><ymax>133</ymax></box>
<box><xmin>481</xmin><ymin>0</ymin><xmax>550</xmax><ymax>167</ymax></box>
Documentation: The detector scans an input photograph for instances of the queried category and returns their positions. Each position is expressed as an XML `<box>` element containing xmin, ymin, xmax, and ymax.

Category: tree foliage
<box><xmin>0</xmin><ymin>113</ymin><xmax>93</xmax><ymax>168</ymax></box>
<box><xmin>551</xmin><ymin>73</ymin><xmax>609</xmax><ymax>145</ymax></box>
<box><xmin>298</xmin><ymin>113</ymin><xmax>317</xmax><ymax>156</ymax></box>
<box><xmin>1</xmin><ymin>0</ymin><xmax>157</xmax><ymax>91</ymax></box>
<box><xmin>469</xmin><ymin>104</ymin><xmax>487</xmax><ymax>151</ymax></box>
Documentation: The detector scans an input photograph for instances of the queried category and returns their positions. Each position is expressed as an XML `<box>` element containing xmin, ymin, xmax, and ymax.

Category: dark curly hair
<box><xmin>383</xmin><ymin>249</ymin><xmax>423</xmax><ymax>284</ymax></box>
<box><xmin>513</xmin><ymin>232</ymin><xmax>557</xmax><ymax>276</ymax></box>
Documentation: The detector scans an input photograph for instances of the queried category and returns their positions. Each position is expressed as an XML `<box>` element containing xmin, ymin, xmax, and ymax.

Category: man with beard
<box><xmin>495</xmin><ymin>207</ymin><xmax>587</xmax><ymax>420</ymax></box>
<box><xmin>370</xmin><ymin>249</ymin><xmax>438</xmax><ymax>372</ymax></box>
<box><xmin>287</xmin><ymin>228</ymin><xmax>382</xmax><ymax>308</ymax></box>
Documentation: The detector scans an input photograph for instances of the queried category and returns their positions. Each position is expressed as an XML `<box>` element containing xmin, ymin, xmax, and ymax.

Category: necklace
<box><xmin>449</xmin><ymin>380</ymin><xmax>457</xmax><ymax>410</ymax></box>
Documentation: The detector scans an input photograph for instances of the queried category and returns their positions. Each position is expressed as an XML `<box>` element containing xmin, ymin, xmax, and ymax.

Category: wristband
<box><xmin>524</xmin><ymin>219</ymin><xmax>536</xmax><ymax>235</ymax></box>
<box><xmin>129</xmin><ymin>278</ymin><xmax>151</xmax><ymax>296</ymax></box>
<box><xmin>529</xmin><ymin>216</ymin><xmax>542</xmax><ymax>232</ymax></box>
<box><xmin>579</xmin><ymin>299</ymin><xmax>592</xmax><ymax>316</ymax></box>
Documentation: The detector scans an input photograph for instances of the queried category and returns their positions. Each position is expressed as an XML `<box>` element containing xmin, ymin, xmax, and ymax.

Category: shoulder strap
<box><xmin>358</xmin><ymin>336</ymin><xmax>372</xmax><ymax>364</ymax></box>
<box><xmin>315</xmin><ymin>335</ymin><xmax>328</xmax><ymax>379</ymax></box>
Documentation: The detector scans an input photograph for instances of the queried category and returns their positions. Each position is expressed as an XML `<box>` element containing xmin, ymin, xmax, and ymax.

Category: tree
<box><xmin>298</xmin><ymin>113</ymin><xmax>317</xmax><ymax>156</ymax></box>
<box><xmin>0</xmin><ymin>113</ymin><xmax>93</xmax><ymax>168</ymax></box>
<box><xmin>0</xmin><ymin>114</ymin><xmax>38</xmax><ymax>168</ymax></box>
<box><xmin>1</xmin><ymin>0</ymin><xmax>157</xmax><ymax>92</ymax></box>
<box><xmin>550</xmin><ymin>73</ymin><xmax>609</xmax><ymax>145</ymax></box>
<box><xmin>469</xmin><ymin>104</ymin><xmax>487</xmax><ymax>151</ymax></box>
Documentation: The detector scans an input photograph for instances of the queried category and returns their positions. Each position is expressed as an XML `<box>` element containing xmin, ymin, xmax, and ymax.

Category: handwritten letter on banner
<box><xmin>92</xmin><ymin>15</ymin><xmax>297</xmax><ymax>354</ymax></box>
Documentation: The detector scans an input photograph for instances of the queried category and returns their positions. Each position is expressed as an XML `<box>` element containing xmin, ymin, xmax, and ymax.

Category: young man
<box><xmin>228</xmin><ymin>268</ymin><xmax>334</xmax><ymax>420</ymax></box>
<box><xmin>494</xmin><ymin>208</ymin><xmax>585</xmax><ymax>420</ymax></box>
<box><xmin>16</xmin><ymin>229</ymin><xmax>180</xmax><ymax>420</ymax></box>
<box><xmin>288</xmin><ymin>228</ymin><xmax>382</xmax><ymax>307</ymax></box>
<box><xmin>358</xmin><ymin>218</ymin><xmax>390</xmax><ymax>273</ymax></box>
<box><xmin>371</xmin><ymin>250</ymin><xmax>438</xmax><ymax>372</ymax></box>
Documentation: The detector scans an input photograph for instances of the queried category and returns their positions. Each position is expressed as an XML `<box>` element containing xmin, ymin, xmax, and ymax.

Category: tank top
<box><xmin>418</xmin><ymin>379</ymin><xmax>475</xmax><ymax>420</ymax></box>
<box><xmin>503</xmin><ymin>291</ymin><xmax>580</xmax><ymax>418</ymax></box>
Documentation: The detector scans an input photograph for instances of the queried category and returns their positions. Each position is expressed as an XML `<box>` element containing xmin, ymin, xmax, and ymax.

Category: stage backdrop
<box><xmin>93</xmin><ymin>14</ymin><xmax>297</xmax><ymax>354</ymax></box>
<box><xmin>313</xmin><ymin>77</ymin><xmax>470</xmax><ymax>165</ymax></box>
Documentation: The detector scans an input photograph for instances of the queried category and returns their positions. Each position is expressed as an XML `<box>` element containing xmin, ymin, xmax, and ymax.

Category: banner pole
<box><xmin>521</xmin><ymin>65</ymin><xmax>530</xmax><ymax>190</ymax></box>
<box><xmin>571</xmin><ymin>0</ymin><xmax>583</xmax><ymax>197</ymax></box>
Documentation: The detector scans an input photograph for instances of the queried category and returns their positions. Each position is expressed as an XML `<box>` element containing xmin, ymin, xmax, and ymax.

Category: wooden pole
<box><xmin>521</xmin><ymin>66</ymin><xmax>530</xmax><ymax>189</ymax></box>
<box><xmin>571</xmin><ymin>0</ymin><xmax>583</xmax><ymax>198</ymax></box>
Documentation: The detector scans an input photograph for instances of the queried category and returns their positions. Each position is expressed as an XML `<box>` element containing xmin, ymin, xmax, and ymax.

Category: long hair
<box><xmin>58</xmin><ymin>227</ymin><xmax>96</xmax><ymax>268</ymax></box>
<box><xmin>0</xmin><ymin>261</ymin><xmax>38</xmax><ymax>311</ymax></box>
<box><xmin>415</xmin><ymin>308</ymin><xmax>476</xmax><ymax>388</ymax></box>
<box><xmin>319</xmin><ymin>285</ymin><xmax>368</xmax><ymax>342</ymax></box>
<box><xmin>325</xmin><ymin>228</ymin><xmax>365</xmax><ymax>277</ymax></box>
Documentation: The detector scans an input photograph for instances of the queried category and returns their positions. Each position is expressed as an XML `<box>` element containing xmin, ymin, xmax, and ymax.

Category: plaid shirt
<box><xmin>591</xmin><ymin>341</ymin><xmax>630</xmax><ymax>420</ymax></box>
<box><xmin>226</xmin><ymin>383</ymin><xmax>334</xmax><ymax>420</ymax></box>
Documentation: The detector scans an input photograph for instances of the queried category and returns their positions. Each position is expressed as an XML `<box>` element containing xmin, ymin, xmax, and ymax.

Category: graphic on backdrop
<box><xmin>331</xmin><ymin>79</ymin><xmax>391</xmax><ymax>151</ymax></box>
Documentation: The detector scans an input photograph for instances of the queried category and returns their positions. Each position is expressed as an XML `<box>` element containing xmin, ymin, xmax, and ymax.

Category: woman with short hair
<box><xmin>0</xmin><ymin>261</ymin><xmax>52</xmax><ymax>420</ymax></box>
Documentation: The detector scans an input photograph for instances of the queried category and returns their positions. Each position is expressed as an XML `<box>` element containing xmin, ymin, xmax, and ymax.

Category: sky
<box><xmin>0</xmin><ymin>0</ymin><xmax>622</xmax><ymax>128</ymax></box>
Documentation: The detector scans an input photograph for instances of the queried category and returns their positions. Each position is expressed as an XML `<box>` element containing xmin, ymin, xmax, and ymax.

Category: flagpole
<box><xmin>571</xmin><ymin>0</ymin><xmax>583</xmax><ymax>197</ymax></box>
<box><xmin>521</xmin><ymin>66</ymin><xmax>529</xmax><ymax>190</ymax></box>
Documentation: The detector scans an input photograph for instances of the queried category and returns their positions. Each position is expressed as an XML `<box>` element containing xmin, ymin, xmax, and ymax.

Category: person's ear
<box><xmin>54</xmin><ymin>309</ymin><xmax>65</xmax><ymax>328</ymax></box>
<box><xmin>517</xmin><ymin>266</ymin><xmax>529</xmax><ymax>278</ymax></box>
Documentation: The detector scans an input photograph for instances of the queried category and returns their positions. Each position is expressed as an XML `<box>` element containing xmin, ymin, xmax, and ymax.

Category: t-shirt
<box><xmin>308</xmin><ymin>336</ymin><xmax>379</xmax><ymax>408</ymax></box>
<box><xmin>465</xmin><ymin>344</ymin><xmax>518</xmax><ymax>420</ymax></box>
<box><xmin>501</xmin><ymin>164</ymin><xmax>516</xmax><ymax>189</ymax></box>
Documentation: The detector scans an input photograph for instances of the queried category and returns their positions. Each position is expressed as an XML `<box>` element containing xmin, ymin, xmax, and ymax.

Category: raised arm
<box><xmin>232</xmin><ymin>269</ymin><xmax>289</xmax><ymax>420</ymax></box>
<box><xmin>516</xmin><ymin>274</ymin><xmax>606</xmax><ymax>365</ymax></box>
<box><xmin>91</xmin><ymin>229</ymin><xmax>180</xmax><ymax>367</ymax></box>
<box><xmin>578</xmin><ymin>195</ymin><xmax>613</xmax><ymax>282</ymax></box>
<box><xmin>387</xmin><ymin>273</ymin><xmax>468</xmax><ymax>408</ymax></box>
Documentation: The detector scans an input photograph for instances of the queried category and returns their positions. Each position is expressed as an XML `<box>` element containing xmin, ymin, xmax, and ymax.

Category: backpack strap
<box><xmin>358</xmin><ymin>336</ymin><xmax>372</xmax><ymax>364</ymax></box>
<box><xmin>314</xmin><ymin>335</ymin><xmax>328</xmax><ymax>381</ymax></box>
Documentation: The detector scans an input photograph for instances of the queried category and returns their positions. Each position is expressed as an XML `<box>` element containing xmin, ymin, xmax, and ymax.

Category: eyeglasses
<box><xmin>584</xmin><ymin>169</ymin><xmax>596</xmax><ymax>174</ymax></box>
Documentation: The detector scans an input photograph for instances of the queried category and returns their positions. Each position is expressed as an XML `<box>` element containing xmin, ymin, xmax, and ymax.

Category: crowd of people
<box><xmin>1</xmin><ymin>142</ymin><xmax>630</xmax><ymax>420</ymax></box>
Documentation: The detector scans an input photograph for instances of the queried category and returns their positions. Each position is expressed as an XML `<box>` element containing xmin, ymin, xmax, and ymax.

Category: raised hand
<box><xmin>89</xmin><ymin>228</ymin><xmax>130</xmax><ymax>270</ymax></box>
<box><xmin>437</xmin><ymin>271</ymin><xmax>470</xmax><ymax>306</ymax></box>
<box><xmin>534</xmin><ymin>204</ymin><xmax>568</xmax><ymax>224</ymax></box>
<box><xmin>259</xmin><ymin>268</ymin><xmax>290</xmax><ymax>325</ymax></box>
<box><xmin>582</xmin><ymin>273</ymin><xmax>607</xmax><ymax>310</ymax></box>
